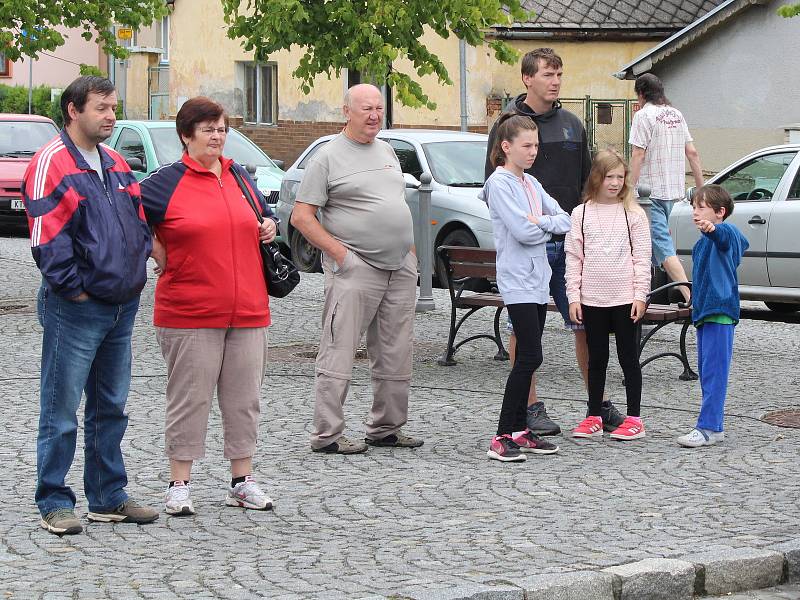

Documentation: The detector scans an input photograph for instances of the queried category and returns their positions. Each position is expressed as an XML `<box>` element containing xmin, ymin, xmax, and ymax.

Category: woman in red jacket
<box><xmin>140</xmin><ymin>97</ymin><xmax>276</xmax><ymax>516</ymax></box>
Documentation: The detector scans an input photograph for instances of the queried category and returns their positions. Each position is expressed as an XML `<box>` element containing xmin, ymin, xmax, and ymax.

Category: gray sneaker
<box><xmin>526</xmin><ymin>402</ymin><xmax>561</xmax><ymax>436</ymax></box>
<box><xmin>585</xmin><ymin>401</ymin><xmax>626</xmax><ymax>432</ymax></box>
<box><xmin>312</xmin><ymin>435</ymin><xmax>368</xmax><ymax>454</ymax></box>
<box><xmin>87</xmin><ymin>499</ymin><xmax>159</xmax><ymax>524</ymax></box>
<box><xmin>40</xmin><ymin>508</ymin><xmax>82</xmax><ymax>536</ymax></box>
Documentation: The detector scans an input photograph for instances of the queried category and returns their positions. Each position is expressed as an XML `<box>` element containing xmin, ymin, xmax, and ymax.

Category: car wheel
<box><xmin>765</xmin><ymin>301</ymin><xmax>800</xmax><ymax>313</ymax></box>
<box><xmin>435</xmin><ymin>228</ymin><xmax>489</xmax><ymax>292</ymax></box>
<box><xmin>290</xmin><ymin>229</ymin><xmax>322</xmax><ymax>273</ymax></box>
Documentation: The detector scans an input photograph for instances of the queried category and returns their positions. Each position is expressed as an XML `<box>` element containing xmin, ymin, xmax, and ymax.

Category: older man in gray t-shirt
<box><xmin>291</xmin><ymin>84</ymin><xmax>423</xmax><ymax>455</ymax></box>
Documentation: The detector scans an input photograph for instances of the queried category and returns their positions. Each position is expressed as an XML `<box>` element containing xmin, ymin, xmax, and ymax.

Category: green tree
<box><xmin>0</xmin><ymin>0</ymin><xmax>169</xmax><ymax>61</ymax></box>
<box><xmin>221</xmin><ymin>0</ymin><xmax>532</xmax><ymax>109</ymax></box>
<box><xmin>778</xmin><ymin>3</ymin><xmax>800</xmax><ymax>16</ymax></box>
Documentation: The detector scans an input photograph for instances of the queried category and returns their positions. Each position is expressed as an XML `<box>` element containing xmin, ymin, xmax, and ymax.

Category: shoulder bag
<box><xmin>230</xmin><ymin>166</ymin><xmax>300</xmax><ymax>298</ymax></box>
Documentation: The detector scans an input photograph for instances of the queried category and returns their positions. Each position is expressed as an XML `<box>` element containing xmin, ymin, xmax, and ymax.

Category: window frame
<box><xmin>0</xmin><ymin>51</ymin><xmax>11</xmax><ymax>77</ymax></box>
<box><xmin>242</xmin><ymin>62</ymin><xmax>278</xmax><ymax>126</ymax></box>
<box><xmin>715</xmin><ymin>151</ymin><xmax>798</xmax><ymax>203</ymax></box>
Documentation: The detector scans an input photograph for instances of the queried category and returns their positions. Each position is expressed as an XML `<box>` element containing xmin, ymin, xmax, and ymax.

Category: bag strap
<box><xmin>229</xmin><ymin>165</ymin><xmax>264</xmax><ymax>224</ymax></box>
<box><xmin>581</xmin><ymin>201</ymin><xmax>633</xmax><ymax>255</ymax></box>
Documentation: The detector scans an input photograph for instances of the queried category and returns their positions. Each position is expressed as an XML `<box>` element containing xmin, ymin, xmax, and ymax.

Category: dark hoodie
<box><xmin>485</xmin><ymin>94</ymin><xmax>591</xmax><ymax>240</ymax></box>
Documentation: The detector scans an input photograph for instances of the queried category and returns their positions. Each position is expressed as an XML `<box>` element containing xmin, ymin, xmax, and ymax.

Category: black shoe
<box><xmin>312</xmin><ymin>435</ymin><xmax>368</xmax><ymax>454</ymax></box>
<box><xmin>365</xmin><ymin>431</ymin><xmax>423</xmax><ymax>448</ymax></box>
<box><xmin>526</xmin><ymin>402</ymin><xmax>561</xmax><ymax>436</ymax></box>
<box><xmin>586</xmin><ymin>401</ymin><xmax>626</xmax><ymax>432</ymax></box>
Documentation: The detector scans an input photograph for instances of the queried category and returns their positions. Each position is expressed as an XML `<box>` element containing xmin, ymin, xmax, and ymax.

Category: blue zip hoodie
<box><xmin>691</xmin><ymin>222</ymin><xmax>749</xmax><ymax>324</ymax></box>
<box><xmin>481</xmin><ymin>167</ymin><xmax>571</xmax><ymax>305</ymax></box>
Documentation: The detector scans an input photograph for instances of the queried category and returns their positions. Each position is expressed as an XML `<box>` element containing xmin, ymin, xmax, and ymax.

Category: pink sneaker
<box><xmin>609</xmin><ymin>417</ymin><xmax>646</xmax><ymax>440</ymax></box>
<box><xmin>486</xmin><ymin>435</ymin><xmax>526</xmax><ymax>462</ymax></box>
<box><xmin>572</xmin><ymin>416</ymin><xmax>603</xmax><ymax>438</ymax></box>
<box><xmin>511</xmin><ymin>429</ymin><xmax>560</xmax><ymax>454</ymax></box>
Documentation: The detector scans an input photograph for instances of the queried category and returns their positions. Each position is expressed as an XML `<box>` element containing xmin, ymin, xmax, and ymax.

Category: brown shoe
<box><xmin>312</xmin><ymin>435</ymin><xmax>368</xmax><ymax>454</ymax></box>
<box><xmin>365</xmin><ymin>431</ymin><xmax>424</xmax><ymax>448</ymax></box>
<box><xmin>87</xmin><ymin>499</ymin><xmax>159</xmax><ymax>524</ymax></box>
<box><xmin>41</xmin><ymin>509</ymin><xmax>82</xmax><ymax>536</ymax></box>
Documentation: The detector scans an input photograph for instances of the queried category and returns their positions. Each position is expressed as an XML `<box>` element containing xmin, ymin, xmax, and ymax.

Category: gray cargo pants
<box><xmin>311</xmin><ymin>249</ymin><xmax>416</xmax><ymax>449</ymax></box>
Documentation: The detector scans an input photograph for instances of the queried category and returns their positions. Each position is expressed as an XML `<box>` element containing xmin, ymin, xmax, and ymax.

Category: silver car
<box><xmin>276</xmin><ymin>129</ymin><xmax>492</xmax><ymax>283</ymax></box>
<box><xmin>669</xmin><ymin>144</ymin><xmax>800</xmax><ymax>312</ymax></box>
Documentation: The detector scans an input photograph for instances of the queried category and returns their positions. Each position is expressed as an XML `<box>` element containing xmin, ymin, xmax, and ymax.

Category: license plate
<box><xmin>10</xmin><ymin>198</ymin><xmax>24</xmax><ymax>210</ymax></box>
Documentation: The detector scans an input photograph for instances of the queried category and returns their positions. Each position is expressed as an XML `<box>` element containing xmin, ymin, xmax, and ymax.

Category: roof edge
<box><xmin>613</xmin><ymin>0</ymin><xmax>768</xmax><ymax>80</ymax></box>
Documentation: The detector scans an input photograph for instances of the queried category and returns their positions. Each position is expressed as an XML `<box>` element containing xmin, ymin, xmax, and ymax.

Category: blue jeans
<box><xmin>35</xmin><ymin>286</ymin><xmax>140</xmax><ymax>516</ymax></box>
<box><xmin>649</xmin><ymin>198</ymin><xmax>678</xmax><ymax>266</ymax></box>
<box><xmin>696</xmin><ymin>322</ymin><xmax>734</xmax><ymax>432</ymax></box>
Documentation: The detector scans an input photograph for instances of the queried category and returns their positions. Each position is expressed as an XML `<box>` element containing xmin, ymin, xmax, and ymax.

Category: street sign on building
<box><xmin>117</xmin><ymin>27</ymin><xmax>133</xmax><ymax>40</ymax></box>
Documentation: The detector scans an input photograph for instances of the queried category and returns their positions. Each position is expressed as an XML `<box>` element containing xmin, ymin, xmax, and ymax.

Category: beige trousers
<box><xmin>156</xmin><ymin>327</ymin><xmax>268</xmax><ymax>460</ymax></box>
<box><xmin>311</xmin><ymin>250</ymin><xmax>416</xmax><ymax>449</ymax></box>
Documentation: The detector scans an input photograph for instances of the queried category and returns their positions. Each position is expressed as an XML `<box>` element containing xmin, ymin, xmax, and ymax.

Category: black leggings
<box><xmin>497</xmin><ymin>303</ymin><xmax>546</xmax><ymax>435</ymax></box>
<box><xmin>582</xmin><ymin>304</ymin><xmax>641</xmax><ymax>418</ymax></box>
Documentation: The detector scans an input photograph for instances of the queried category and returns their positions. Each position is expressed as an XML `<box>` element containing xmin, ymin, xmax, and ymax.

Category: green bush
<box><xmin>0</xmin><ymin>83</ymin><xmax>62</xmax><ymax>126</ymax></box>
<box><xmin>0</xmin><ymin>83</ymin><xmax>122</xmax><ymax>129</ymax></box>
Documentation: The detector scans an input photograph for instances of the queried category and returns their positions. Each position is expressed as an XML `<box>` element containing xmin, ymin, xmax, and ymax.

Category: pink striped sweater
<box><xmin>565</xmin><ymin>201</ymin><xmax>651</xmax><ymax>307</ymax></box>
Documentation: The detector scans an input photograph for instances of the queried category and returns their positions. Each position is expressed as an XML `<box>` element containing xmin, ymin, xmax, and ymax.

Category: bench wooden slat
<box><xmin>450</xmin><ymin>264</ymin><xmax>497</xmax><ymax>279</ymax></box>
<box><xmin>456</xmin><ymin>293</ymin><xmax>505</xmax><ymax>308</ymax></box>
<box><xmin>442</xmin><ymin>246</ymin><xmax>496</xmax><ymax>261</ymax></box>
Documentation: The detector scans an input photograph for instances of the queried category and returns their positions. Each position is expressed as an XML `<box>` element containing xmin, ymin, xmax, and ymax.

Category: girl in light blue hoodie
<box><xmin>482</xmin><ymin>113</ymin><xmax>572</xmax><ymax>462</ymax></box>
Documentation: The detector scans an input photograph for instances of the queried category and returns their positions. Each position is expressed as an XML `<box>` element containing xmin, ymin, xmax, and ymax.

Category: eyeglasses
<box><xmin>198</xmin><ymin>127</ymin><xmax>228</xmax><ymax>135</ymax></box>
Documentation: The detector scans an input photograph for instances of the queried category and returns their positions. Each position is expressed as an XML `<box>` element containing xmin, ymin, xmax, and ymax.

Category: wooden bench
<box><xmin>436</xmin><ymin>245</ymin><xmax>698</xmax><ymax>381</ymax></box>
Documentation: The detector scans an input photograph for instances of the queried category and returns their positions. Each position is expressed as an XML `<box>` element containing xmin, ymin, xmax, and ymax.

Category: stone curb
<box><xmin>379</xmin><ymin>543</ymin><xmax>798</xmax><ymax>600</ymax></box>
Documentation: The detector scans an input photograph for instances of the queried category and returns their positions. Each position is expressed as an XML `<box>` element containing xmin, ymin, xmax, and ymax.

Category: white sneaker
<box><xmin>677</xmin><ymin>428</ymin><xmax>725</xmax><ymax>448</ymax></box>
<box><xmin>164</xmin><ymin>481</ymin><xmax>195</xmax><ymax>516</ymax></box>
<box><xmin>225</xmin><ymin>476</ymin><xmax>273</xmax><ymax>511</ymax></box>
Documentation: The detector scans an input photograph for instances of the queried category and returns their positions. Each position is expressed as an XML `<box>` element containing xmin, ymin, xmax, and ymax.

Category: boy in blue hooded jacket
<box><xmin>677</xmin><ymin>185</ymin><xmax>749</xmax><ymax>448</ymax></box>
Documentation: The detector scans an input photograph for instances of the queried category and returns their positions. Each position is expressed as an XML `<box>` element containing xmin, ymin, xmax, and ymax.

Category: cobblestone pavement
<box><xmin>0</xmin><ymin>234</ymin><xmax>798</xmax><ymax>599</ymax></box>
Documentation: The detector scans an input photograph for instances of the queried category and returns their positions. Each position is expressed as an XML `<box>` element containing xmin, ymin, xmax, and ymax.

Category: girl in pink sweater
<box><xmin>566</xmin><ymin>150</ymin><xmax>651</xmax><ymax>441</ymax></box>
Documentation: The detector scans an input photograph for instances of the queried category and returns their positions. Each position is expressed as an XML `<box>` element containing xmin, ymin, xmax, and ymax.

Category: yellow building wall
<box><xmin>165</xmin><ymin>0</ymin><xmax>659</xmax><ymax>128</ymax></box>
<box><xmin>168</xmin><ymin>0</ymin><xmax>347</xmax><ymax>122</ymax></box>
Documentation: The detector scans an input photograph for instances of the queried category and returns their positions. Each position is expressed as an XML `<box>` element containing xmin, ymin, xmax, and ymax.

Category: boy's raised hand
<box><xmin>630</xmin><ymin>299</ymin><xmax>646</xmax><ymax>322</ymax></box>
<box><xmin>568</xmin><ymin>302</ymin><xmax>582</xmax><ymax>325</ymax></box>
<box><xmin>694</xmin><ymin>218</ymin><xmax>716</xmax><ymax>233</ymax></box>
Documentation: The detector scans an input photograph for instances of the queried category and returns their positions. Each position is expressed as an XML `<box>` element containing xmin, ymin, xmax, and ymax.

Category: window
<box><xmin>716</xmin><ymin>152</ymin><xmax>797</xmax><ymax>202</ymax></box>
<box><xmin>422</xmin><ymin>141</ymin><xmax>488</xmax><ymax>187</ymax></box>
<box><xmin>114</xmin><ymin>128</ymin><xmax>147</xmax><ymax>172</ymax></box>
<box><xmin>0</xmin><ymin>52</ymin><xmax>10</xmax><ymax>77</ymax></box>
<box><xmin>387</xmin><ymin>139</ymin><xmax>423</xmax><ymax>180</ymax></box>
<box><xmin>243</xmin><ymin>63</ymin><xmax>278</xmax><ymax>125</ymax></box>
<box><xmin>156</xmin><ymin>16</ymin><xmax>169</xmax><ymax>63</ymax></box>
<box><xmin>789</xmin><ymin>169</ymin><xmax>800</xmax><ymax>201</ymax></box>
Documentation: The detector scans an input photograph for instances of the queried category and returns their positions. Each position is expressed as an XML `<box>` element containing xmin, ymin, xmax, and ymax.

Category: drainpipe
<box><xmin>459</xmin><ymin>38</ymin><xmax>467</xmax><ymax>132</ymax></box>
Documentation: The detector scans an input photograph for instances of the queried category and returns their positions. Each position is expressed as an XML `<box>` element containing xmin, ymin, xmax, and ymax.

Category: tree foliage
<box><xmin>221</xmin><ymin>0</ymin><xmax>532</xmax><ymax>109</ymax></box>
<box><xmin>0</xmin><ymin>0</ymin><xmax>169</xmax><ymax>62</ymax></box>
<box><xmin>777</xmin><ymin>2</ymin><xmax>800</xmax><ymax>16</ymax></box>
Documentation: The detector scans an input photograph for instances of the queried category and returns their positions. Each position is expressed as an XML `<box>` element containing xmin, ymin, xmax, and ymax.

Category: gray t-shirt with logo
<box><xmin>297</xmin><ymin>133</ymin><xmax>413</xmax><ymax>270</ymax></box>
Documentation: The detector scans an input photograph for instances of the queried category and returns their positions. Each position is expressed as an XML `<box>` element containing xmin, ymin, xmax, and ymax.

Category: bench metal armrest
<box><xmin>646</xmin><ymin>281</ymin><xmax>693</xmax><ymax>309</ymax></box>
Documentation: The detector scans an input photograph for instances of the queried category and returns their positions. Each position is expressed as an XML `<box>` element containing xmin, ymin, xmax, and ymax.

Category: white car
<box><xmin>276</xmin><ymin>129</ymin><xmax>492</xmax><ymax>284</ymax></box>
<box><xmin>669</xmin><ymin>144</ymin><xmax>800</xmax><ymax>312</ymax></box>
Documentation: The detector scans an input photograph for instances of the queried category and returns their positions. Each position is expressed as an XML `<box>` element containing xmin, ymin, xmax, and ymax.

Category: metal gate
<box><xmin>502</xmin><ymin>95</ymin><xmax>638</xmax><ymax>160</ymax></box>
<box><xmin>148</xmin><ymin>66</ymin><xmax>170</xmax><ymax>120</ymax></box>
<box><xmin>561</xmin><ymin>97</ymin><xmax>638</xmax><ymax>160</ymax></box>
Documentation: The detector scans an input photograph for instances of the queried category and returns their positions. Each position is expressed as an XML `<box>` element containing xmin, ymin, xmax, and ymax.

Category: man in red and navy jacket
<box><xmin>23</xmin><ymin>76</ymin><xmax>158</xmax><ymax>536</ymax></box>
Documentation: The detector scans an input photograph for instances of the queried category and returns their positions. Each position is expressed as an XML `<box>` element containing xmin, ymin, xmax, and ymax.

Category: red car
<box><xmin>0</xmin><ymin>114</ymin><xmax>59</xmax><ymax>231</ymax></box>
